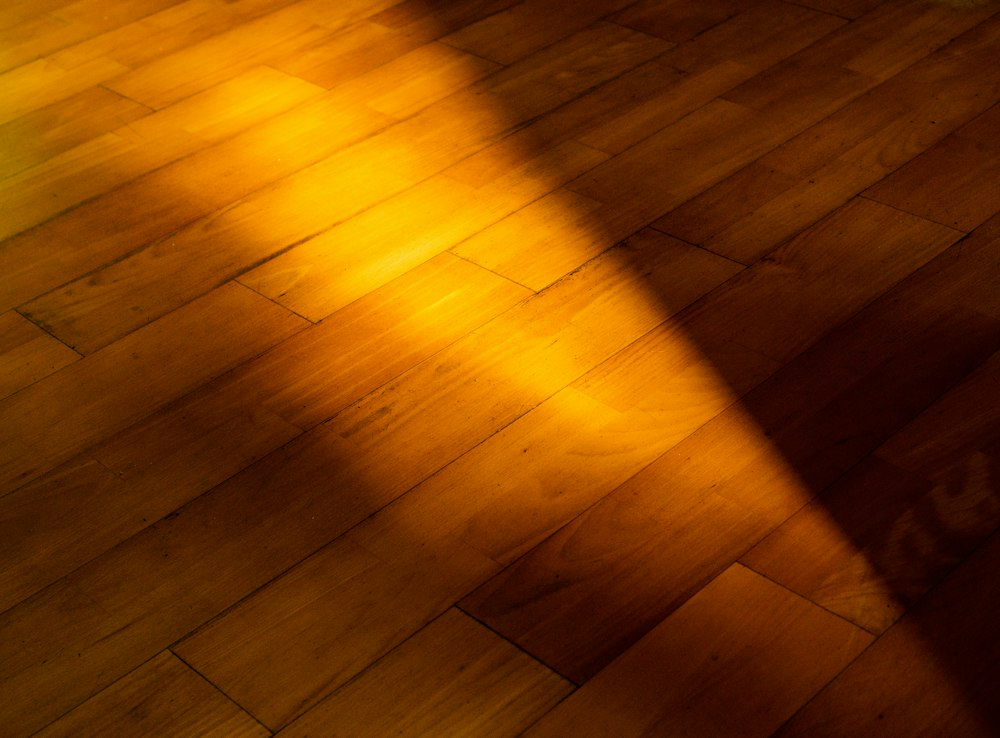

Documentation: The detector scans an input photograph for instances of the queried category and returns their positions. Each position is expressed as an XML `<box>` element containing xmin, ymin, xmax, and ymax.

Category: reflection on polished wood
<box><xmin>2</xmin><ymin>0</ymin><xmax>1000</xmax><ymax>735</ymax></box>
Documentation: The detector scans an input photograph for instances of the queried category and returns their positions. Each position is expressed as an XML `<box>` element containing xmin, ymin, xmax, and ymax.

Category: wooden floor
<box><xmin>3</xmin><ymin>0</ymin><xmax>1000</xmax><ymax>734</ymax></box>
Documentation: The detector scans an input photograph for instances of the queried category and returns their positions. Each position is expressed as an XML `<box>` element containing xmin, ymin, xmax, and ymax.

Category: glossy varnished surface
<box><xmin>2</xmin><ymin>0</ymin><xmax>1000</xmax><ymax>734</ymax></box>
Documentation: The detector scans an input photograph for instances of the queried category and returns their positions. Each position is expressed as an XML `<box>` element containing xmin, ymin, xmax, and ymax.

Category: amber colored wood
<box><xmin>775</xmin><ymin>530</ymin><xmax>1000</xmax><ymax>737</ymax></box>
<box><xmin>461</xmin><ymin>199</ymin><xmax>968</xmax><ymax>681</ymax></box>
<box><xmin>0</xmin><ymin>56</ymin><xmax>129</xmax><ymax>126</ymax></box>
<box><xmin>0</xmin><ymin>311</ymin><xmax>78</xmax><ymax>400</ymax></box>
<box><xmin>5</xmin><ymin>0</ymin><xmax>1000</xmax><ymax>735</ymax></box>
<box><xmin>276</xmin><ymin>608</ymin><xmax>572</xmax><ymax>737</ymax></box>
<box><xmin>0</xmin><ymin>0</ymin><xmax>180</xmax><ymax>73</ymax></box>
<box><xmin>656</xmin><ymin>16</ymin><xmax>1000</xmax><ymax>262</ymax></box>
<box><xmin>0</xmin><ymin>253</ymin><xmax>522</xmax><ymax>617</ymax></box>
<box><xmin>441</xmin><ymin>0</ymin><xmax>635</xmax><ymax>65</ymax></box>
<box><xmin>175</xmin><ymin>539</ymin><xmax>501</xmax><ymax>729</ymax></box>
<box><xmin>0</xmin><ymin>91</ymin><xmax>392</xmax><ymax>315</ymax></box>
<box><xmin>167</xmin><ymin>234</ymin><xmax>739</xmax><ymax>726</ymax></box>
<box><xmin>34</xmin><ymin>651</ymin><xmax>267</xmax><ymax>738</ymax></box>
<box><xmin>239</xmin><ymin>139</ymin><xmax>607</xmax><ymax>319</ymax></box>
<box><xmin>0</xmin><ymin>86</ymin><xmax>149</xmax><ymax>179</ymax></box>
<box><xmin>610</xmin><ymin>0</ymin><xmax>759</xmax><ymax>44</ymax></box>
<box><xmin>865</xmin><ymin>103</ymin><xmax>1000</xmax><ymax>232</ymax></box>
<box><xmin>0</xmin><ymin>282</ymin><xmax>306</xmax><ymax>494</ymax></box>
<box><xmin>524</xmin><ymin>564</ymin><xmax>872</xmax><ymax>738</ymax></box>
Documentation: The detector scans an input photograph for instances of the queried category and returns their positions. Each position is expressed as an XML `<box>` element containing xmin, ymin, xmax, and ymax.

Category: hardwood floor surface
<box><xmin>3</xmin><ymin>0</ymin><xmax>1000</xmax><ymax>735</ymax></box>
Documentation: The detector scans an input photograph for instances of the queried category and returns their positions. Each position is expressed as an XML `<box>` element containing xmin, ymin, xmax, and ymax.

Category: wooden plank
<box><xmin>326</xmin><ymin>40</ymin><xmax>500</xmax><ymax>119</ymax></box>
<box><xmin>794</xmin><ymin>0</ymin><xmax>882</xmax><ymax>20</ymax></box>
<box><xmin>101</xmin><ymin>0</ymin><xmax>350</xmax><ymax>109</ymax></box>
<box><xmin>775</xmin><ymin>530</ymin><xmax>1000</xmax><ymax>737</ymax></box>
<box><xmin>0</xmin><ymin>417</ymin><xmax>492</xmax><ymax>736</ymax></box>
<box><xmin>866</xmin><ymin>103</ymin><xmax>1000</xmax><ymax>232</ymax></box>
<box><xmin>1</xmin><ymin>255</ymin><xmax>523</xmax><ymax>614</ymax></box>
<box><xmin>0</xmin><ymin>56</ymin><xmax>128</xmax><ymax>126</ymax></box>
<box><xmin>736</xmin><ymin>220</ymin><xmax>1000</xmax><ymax>632</ymax></box>
<box><xmin>0</xmin><ymin>230</ymin><xmax>724</xmax><ymax>736</ymax></box>
<box><xmin>451</xmin><ymin>186</ymin><xmax>610</xmax><ymax>290</ymax></box>
<box><xmin>0</xmin><ymin>127</ymin><xmax>201</xmax><ymax>243</ymax></box>
<box><xmin>346</xmin><ymin>231</ymin><xmax>740</xmax><ymax>565</ymax></box>
<box><xmin>243</xmin><ymin>139</ymin><xmax>606</xmax><ymax>319</ymax></box>
<box><xmin>0</xmin><ymin>0</ymin><xmax>179</xmax><ymax>72</ymax></box>
<box><xmin>461</xmin><ymin>199</ymin><xmax>962</xmax><ymax>680</ymax></box>
<box><xmin>35</xmin><ymin>651</ymin><xmax>268</xmax><ymax>738</ymax></box>
<box><xmin>0</xmin><ymin>282</ymin><xmax>307</xmax><ymax>495</ymax></box>
<box><xmin>742</xmin><ymin>451</ymin><xmax>1000</xmax><ymax>634</ymax></box>
<box><xmin>786</xmin><ymin>0</ymin><xmax>998</xmax><ymax>83</ymax></box>
<box><xmin>0</xmin><ymin>86</ymin><xmax>149</xmax><ymax>180</ymax></box>
<box><xmin>0</xmin><ymin>90</ymin><xmax>392</xmax><ymax>315</ymax></box>
<box><xmin>0</xmin><ymin>0</ymin><xmax>72</xmax><ymax>32</ymax></box>
<box><xmin>0</xmin><ymin>311</ymin><xmax>78</xmax><ymax>400</ymax></box>
<box><xmin>368</xmin><ymin>0</ymin><xmax>518</xmax><ymax>34</ymax></box>
<box><xmin>657</xmin><ymin>0</ymin><xmax>845</xmax><ymax>73</ymax></box>
<box><xmin>269</xmin><ymin>18</ymin><xmax>431</xmax><ymax>90</ymax></box>
<box><xmin>0</xmin><ymin>65</ymin><xmax>324</xmax><ymax>242</ymax></box>
<box><xmin>611</xmin><ymin>0</ymin><xmax>767</xmax><ymax>43</ymax></box>
<box><xmin>276</xmin><ymin>608</ymin><xmax>572</xmax><ymax>737</ymax></box>
<box><xmin>441</xmin><ymin>0</ymin><xmax>635</xmax><ymax>65</ymax></box>
<box><xmin>19</xmin><ymin>22</ymin><xmax>663</xmax><ymax>348</ymax></box>
<box><xmin>49</xmin><ymin>0</ymin><xmax>298</xmax><ymax>70</ymax></box>
<box><xmin>657</xmin><ymin>17</ymin><xmax>1000</xmax><ymax>261</ymax></box>
<box><xmin>175</xmin><ymin>539</ymin><xmax>501</xmax><ymax>729</ymax></box>
<box><xmin>524</xmin><ymin>565</ymin><xmax>871</xmax><ymax>738</ymax></box>
<box><xmin>879</xmin><ymin>348</ymin><xmax>1000</xmax><ymax>476</ymax></box>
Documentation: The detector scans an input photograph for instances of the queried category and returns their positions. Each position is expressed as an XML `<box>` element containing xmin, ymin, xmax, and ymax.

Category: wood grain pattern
<box><xmin>524</xmin><ymin>564</ymin><xmax>872</xmax><ymax>738</ymax></box>
<box><xmin>276</xmin><ymin>608</ymin><xmax>572</xmax><ymax>737</ymax></box>
<box><xmin>775</xmin><ymin>530</ymin><xmax>1000</xmax><ymax>737</ymax></box>
<box><xmin>0</xmin><ymin>311</ymin><xmax>78</xmax><ymax>400</ymax></box>
<box><xmin>0</xmin><ymin>282</ymin><xmax>306</xmax><ymax>494</ymax></box>
<box><xmin>5</xmin><ymin>0</ymin><xmax>1000</xmax><ymax>734</ymax></box>
<box><xmin>35</xmin><ymin>651</ymin><xmax>268</xmax><ymax>738</ymax></box>
<box><xmin>656</xmin><ymin>13</ymin><xmax>1000</xmax><ymax>262</ymax></box>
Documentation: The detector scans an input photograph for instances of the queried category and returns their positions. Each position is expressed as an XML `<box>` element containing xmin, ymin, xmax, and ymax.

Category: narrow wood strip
<box><xmin>0</xmin><ymin>310</ymin><xmax>78</xmax><ymax>400</ymax></box>
<box><xmin>775</xmin><ymin>530</ymin><xmax>1000</xmax><ymax>737</ymax></box>
<box><xmin>865</xmin><ymin>102</ymin><xmax>1000</xmax><ymax>231</ymax></box>
<box><xmin>524</xmin><ymin>564</ymin><xmax>871</xmax><ymax>738</ymax></box>
<box><xmin>656</xmin><ymin>15</ymin><xmax>1000</xmax><ymax>262</ymax></box>
<box><xmin>276</xmin><ymin>608</ymin><xmax>572</xmax><ymax>737</ymax></box>
<box><xmin>35</xmin><ymin>651</ymin><xmax>268</xmax><ymax>738</ymax></box>
<box><xmin>461</xmin><ymin>199</ymin><xmax>962</xmax><ymax>681</ymax></box>
<box><xmin>0</xmin><ymin>282</ymin><xmax>307</xmax><ymax>495</ymax></box>
<box><xmin>0</xmin><ymin>85</ymin><xmax>148</xmax><ymax>180</ymax></box>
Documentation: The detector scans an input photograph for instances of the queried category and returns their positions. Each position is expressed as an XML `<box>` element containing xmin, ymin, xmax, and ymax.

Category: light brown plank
<box><xmin>0</xmin><ymin>310</ymin><xmax>78</xmax><ymax>400</ymax></box>
<box><xmin>1</xmin><ymin>253</ymin><xmax>524</xmax><ymax>614</ymax></box>
<box><xmin>865</xmin><ymin>102</ymin><xmax>1000</xmax><ymax>231</ymax></box>
<box><xmin>0</xmin><ymin>0</ymin><xmax>179</xmax><ymax>72</ymax></box>
<box><xmin>242</xmin><ymin>139</ymin><xmax>606</xmax><ymax>319</ymax></box>
<box><xmin>126</xmin><ymin>231</ymin><xmax>726</xmax><ymax>727</ymax></box>
<box><xmin>102</xmin><ymin>0</ymin><xmax>384</xmax><ymax>109</ymax></box>
<box><xmin>0</xmin><ymin>85</ymin><xmax>149</xmax><ymax>180</ymax></box>
<box><xmin>441</xmin><ymin>0</ymin><xmax>635</xmax><ymax>64</ymax></box>
<box><xmin>657</xmin><ymin>16</ymin><xmax>1000</xmax><ymax>262</ymax></box>
<box><xmin>0</xmin><ymin>56</ymin><xmax>128</xmax><ymax>126</ymax></box>
<box><xmin>776</xmin><ymin>530</ymin><xmax>1000</xmax><ymax>737</ymax></box>
<box><xmin>277</xmin><ymin>608</ymin><xmax>571</xmax><ymax>737</ymax></box>
<box><xmin>36</xmin><ymin>651</ymin><xmax>268</xmax><ymax>738</ymax></box>
<box><xmin>461</xmin><ymin>198</ymin><xmax>962</xmax><ymax>680</ymax></box>
<box><xmin>353</xmin><ymin>230</ymin><xmax>741</xmax><ymax>566</ymax></box>
<box><xmin>0</xmin><ymin>64</ymin><xmax>323</xmax><ymax>243</ymax></box>
<box><xmin>525</xmin><ymin>564</ymin><xmax>871</xmax><ymax>738</ymax></box>
<box><xmin>176</xmin><ymin>538</ymin><xmax>501</xmax><ymax>729</ymax></box>
<box><xmin>0</xmin><ymin>88</ymin><xmax>393</xmax><ymax>315</ymax></box>
<box><xmin>0</xmin><ymin>282</ymin><xmax>307</xmax><ymax>494</ymax></box>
